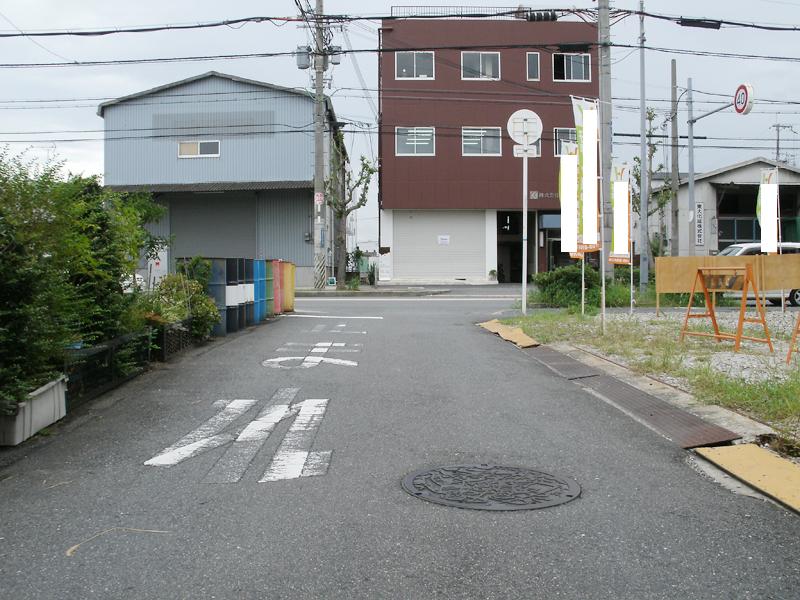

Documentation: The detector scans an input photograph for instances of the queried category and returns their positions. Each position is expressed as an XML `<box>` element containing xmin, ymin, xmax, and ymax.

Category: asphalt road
<box><xmin>1</xmin><ymin>296</ymin><xmax>798</xmax><ymax>599</ymax></box>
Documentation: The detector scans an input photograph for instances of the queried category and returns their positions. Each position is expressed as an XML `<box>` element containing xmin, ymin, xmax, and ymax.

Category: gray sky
<box><xmin>2</xmin><ymin>1</ymin><xmax>800</xmax><ymax>250</ymax></box>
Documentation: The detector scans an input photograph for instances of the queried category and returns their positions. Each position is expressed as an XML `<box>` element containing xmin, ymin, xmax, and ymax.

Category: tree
<box><xmin>324</xmin><ymin>131</ymin><xmax>377</xmax><ymax>289</ymax></box>
<box><xmin>631</xmin><ymin>108</ymin><xmax>675</xmax><ymax>265</ymax></box>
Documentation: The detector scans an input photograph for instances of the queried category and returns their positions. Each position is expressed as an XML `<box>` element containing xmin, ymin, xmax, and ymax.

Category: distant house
<box><xmin>647</xmin><ymin>157</ymin><xmax>800</xmax><ymax>255</ymax></box>
<box><xmin>98</xmin><ymin>71</ymin><xmax>344</xmax><ymax>288</ymax></box>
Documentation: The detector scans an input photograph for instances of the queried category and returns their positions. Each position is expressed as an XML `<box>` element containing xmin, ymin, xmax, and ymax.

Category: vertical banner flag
<box><xmin>758</xmin><ymin>168</ymin><xmax>779</xmax><ymax>253</ymax></box>
<box><xmin>611</xmin><ymin>164</ymin><xmax>631</xmax><ymax>261</ymax></box>
<box><xmin>559</xmin><ymin>148</ymin><xmax>579</xmax><ymax>253</ymax></box>
<box><xmin>572</xmin><ymin>97</ymin><xmax>599</xmax><ymax>248</ymax></box>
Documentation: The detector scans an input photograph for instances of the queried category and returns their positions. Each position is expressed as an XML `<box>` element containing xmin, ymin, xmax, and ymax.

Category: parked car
<box><xmin>718</xmin><ymin>242</ymin><xmax>800</xmax><ymax>305</ymax></box>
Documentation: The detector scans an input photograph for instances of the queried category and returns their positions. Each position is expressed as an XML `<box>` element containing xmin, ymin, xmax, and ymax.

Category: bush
<box><xmin>0</xmin><ymin>151</ymin><xmax>166</xmax><ymax>414</ymax></box>
<box><xmin>531</xmin><ymin>264</ymin><xmax>631</xmax><ymax>309</ymax></box>
<box><xmin>176</xmin><ymin>256</ymin><xmax>212</xmax><ymax>290</ymax></box>
<box><xmin>138</xmin><ymin>274</ymin><xmax>220</xmax><ymax>339</ymax></box>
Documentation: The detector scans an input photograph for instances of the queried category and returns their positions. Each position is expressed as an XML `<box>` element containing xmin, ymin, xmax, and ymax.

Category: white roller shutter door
<box><xmin>393</xmin><ymin>210</ymin><xmax>485</xmax><ymax>280</ymax></box>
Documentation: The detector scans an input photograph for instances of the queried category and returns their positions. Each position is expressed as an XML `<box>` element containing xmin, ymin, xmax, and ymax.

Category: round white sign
<box><xmin>734</xmin><ymin>83</ymin><xmax>753</xmax><ymax>115</ymax></box>
<box><xmin>507</xmin><ymin>109</ymin><xmax>543</xmax><ymax>146</ymax></box>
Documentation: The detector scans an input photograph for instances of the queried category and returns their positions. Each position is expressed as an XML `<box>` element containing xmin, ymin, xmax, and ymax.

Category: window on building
<box><xmin>462</xmin><ymin>127</ymin><xmax>502</xmax><ymax>156</ymax></box>
<box><xmin>178</xmin><ymin>140</ymin><xmax>220</xmax><ymax>158</ymax></box>
<box><xmin>526</xmin><ymin>52</ymin><xmax>540</xmax><ymax>81</ymax></box>
<box><xmin>717</xmin><ymin>217</ymin><xmax>760</xmax><ymax>251</ymax></box>
<box><xmin>553</xmin><ymin>53</ymin><xmax>591</xmax><ymax>82</ymax></box>
<box><xmin>553</xmin><ymin>128</ymin><xmax>577</xmax><ymax>156</ymax></box>
<box><xmin>462</xmin><ymin>52</ymin><xmax>500</xmax><ymax>80</ymax></box>
<box><xmin>395</xmin><ymin>51</ymin><xmax>435</xmax><ymax>79</ymax></box>
<box><xmin>395</xmin><ymin>127</ymin><xmax>435</xmax><ymax>156</ymax></box>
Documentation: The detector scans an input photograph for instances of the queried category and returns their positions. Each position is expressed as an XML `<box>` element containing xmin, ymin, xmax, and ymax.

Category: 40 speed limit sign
<box><xmin>734</xmin><ymin>83</ymin><xmax>753</xmax><ymax>115</ymax></box>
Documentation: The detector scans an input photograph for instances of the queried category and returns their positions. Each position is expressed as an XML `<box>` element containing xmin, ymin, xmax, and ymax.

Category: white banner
<box><xmin>612</xmin><ymin>180</ymin><xmax>630</xmax><ymax>256</ymax></box>
<box><xmin>760</xmin><ymin>182</ymin><xmax>779</xmax><ymax>253</ymax></box>
<box><xmin>559</xmin><ymin>154</ymin><xmax>579</xmax><ymax>253</ymax></box>
<box><xmin>581</xmin><ymin>106</ymin><xmax>599</xmax><ymax>245</ymax></box>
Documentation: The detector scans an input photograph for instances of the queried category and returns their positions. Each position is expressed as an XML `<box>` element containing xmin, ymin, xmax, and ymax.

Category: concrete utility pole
<box><xmin>771</xmin><ymin>123</ymin><xmax>795</xmax><ymax>162</ymax></box>
<box><xmin>313</xmin><ymin>0</ymin><xmax>327</xmax><ymax>289</ymax></box>
<box><xmin>598</xmin><ymin>0</ymin><xmax>613</xmax><ymax>279</ymax></box>
<box><xmin>638</xmin><ymin>0</ymin><xmax>649</xmax><ymax>291</ymax></box>
<box><xmin>670</xmin><ymin>59</ymin><xmax>680</xmax><ymax>256</ymax></box>
<box><xmin>687</xmin><ymin>77</ymin><xmax>695</xmax><ymax>256</ymax></box>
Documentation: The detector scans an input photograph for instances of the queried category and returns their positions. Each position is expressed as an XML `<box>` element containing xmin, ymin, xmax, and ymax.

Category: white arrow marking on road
<box><xmin>144</xmin><ymin>399</ymin><xmax>257</xmax><ymax>467</ymax></box>
<box><xmin>260</xmin><ymin>398</ymin><xmax>330</xmax><ymax>481</ymax></box>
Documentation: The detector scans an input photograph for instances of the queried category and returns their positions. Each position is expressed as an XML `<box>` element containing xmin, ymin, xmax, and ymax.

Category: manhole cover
<box><xmin>401</xmin><ymin>464</ymin><xmax>580</xmax><ymax>511</ymax></box>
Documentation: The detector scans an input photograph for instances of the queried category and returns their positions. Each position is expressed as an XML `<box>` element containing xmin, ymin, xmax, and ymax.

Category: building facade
<box><xmin>378</xmin><ymin>13</ymin><xmax>599</xmax><ymax>283</ymax></box>
<box><xmin>99</xmin><ymin>71</ymin><xmax>342</xmax><ymax>288</ymax></box>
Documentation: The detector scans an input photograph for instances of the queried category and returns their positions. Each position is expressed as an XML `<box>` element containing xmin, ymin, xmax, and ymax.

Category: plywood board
<box><xmin>655</xmin><ymin>254</ymin><xmax>800</xmax><ymax>294</ymax></box>
<box><xmin>696</xmin><ymin>444</ymin><xmax>800</xmax><ymax>513</ymax></box>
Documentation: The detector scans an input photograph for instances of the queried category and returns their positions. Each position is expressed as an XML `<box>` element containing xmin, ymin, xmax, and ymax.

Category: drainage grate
<box><xmin>401</xmin><ymin>464</ymin><xmax>580</xmax><ymax>511</ymax></box>
<box><xmin>527</xmin><ymin>346</ymin><xmax>600</xmax><ymax>380</ymax></box>
<box><xmin>580</xmin><ymin>376</ymin><xmax>741</xmax><ymax>449</ymax></box>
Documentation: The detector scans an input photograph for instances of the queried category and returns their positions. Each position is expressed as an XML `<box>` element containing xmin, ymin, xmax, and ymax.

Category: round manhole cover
<box><xmin>401</xmin><ymin>464</ymin><xmax>580</xmax><ymax>511</ymax></box>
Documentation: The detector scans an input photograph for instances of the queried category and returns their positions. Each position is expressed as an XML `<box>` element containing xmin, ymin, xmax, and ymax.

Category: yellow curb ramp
<box><xmin>696</xmin><ymin>445</ymin><xmax>800</xmax><ymax>513</ymax></box>
<box><xmin>478</xmin><ymin>320</ymin><xmax>540</xmax><ymax>349</ymax></box>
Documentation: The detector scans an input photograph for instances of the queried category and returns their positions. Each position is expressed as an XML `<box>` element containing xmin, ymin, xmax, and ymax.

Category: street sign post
<box><xmin>507</xmin><ymin>109</ymin><xmax>543</xmax><ymax>315</ymax></box>
<box><xmin>734</xmin><ymin>83</ymin><xmax>753</xmax><ymax>115</ymax></box>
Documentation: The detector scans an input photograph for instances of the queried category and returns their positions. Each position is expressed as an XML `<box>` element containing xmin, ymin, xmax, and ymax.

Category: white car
<box><xmin>718</xmin><ymin>242</ymin><xmax>800</xmax><ymax>305</ymax></box>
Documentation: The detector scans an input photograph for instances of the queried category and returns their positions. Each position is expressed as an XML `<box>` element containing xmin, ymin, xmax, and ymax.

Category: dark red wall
<box><xmin>379</xmin><ymin>19</ymin><xmax>599</xmax><ymax>211</ymax></box>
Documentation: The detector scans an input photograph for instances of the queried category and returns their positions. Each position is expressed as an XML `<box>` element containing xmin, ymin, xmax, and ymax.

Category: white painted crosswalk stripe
<box><xmin>202</xmin><ymin>389</ymin><xmax>299</xmax><ymax>484</ymax></box>
<box><xmin>260</xmin><ymin>398</ymin><xmax>330</xmax><ymax>482</ymax></box>
<box><xmin>144</xmin><ymin>399</ymin><xmax>256</xmax><ymax>467</ymax></box>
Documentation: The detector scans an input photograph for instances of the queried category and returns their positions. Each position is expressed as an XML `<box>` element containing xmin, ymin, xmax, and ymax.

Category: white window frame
<box><xmin>461</xmin><ymin>127</ymin><xmax>503</xmax><ymax>157</ymax></box>
<box><xmin>526</xmin><ymin>52</ymin><xmax>540</xmax><ymax>82</ymax></box>
<box><xmin>395</xmin><ymin>51</ymin><xmax>435</xmax><ymax>80</ymax></box>
<box><xmin>460</xmin><ymin>51</ymin><xmax>501</xmax><ymax>81</ymax></box>
<box><xmin>395</xmin><ymin>126</ymin><xmax>436</xmax><ymax>156</ymax></box>
<box><xmin>178</xmin><ymin>140</ymin><xmax>220</xmax><ymax>158</ymax></box>
<box><xmin>553</xmin><ymin>128</ymin><xmax>577</xmax><ymax>156</ymax></box>
<box><xmin>552</xmin><ymin>53</ymin><xmax>591</xmax><ymax>83</ymax></box>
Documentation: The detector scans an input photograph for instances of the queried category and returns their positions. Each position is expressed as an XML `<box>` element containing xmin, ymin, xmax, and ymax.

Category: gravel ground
<box><xmin>606</xmin><ymin>309</ymin><xmax>798</xmax><ymax>385</ymax></box>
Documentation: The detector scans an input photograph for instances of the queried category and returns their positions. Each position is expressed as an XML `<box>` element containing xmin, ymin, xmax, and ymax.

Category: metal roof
<box><xmin>97</xmin><ymin>71</ymin><xmax>338</xmax><ymax>123</ymax></box>
<box><xmin>107</xmin><ymin>180</ymin><xmax>313</xmax><ymax>193</ymax></box>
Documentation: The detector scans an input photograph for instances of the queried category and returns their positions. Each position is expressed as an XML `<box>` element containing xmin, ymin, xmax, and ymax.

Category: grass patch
<box><xmin>504</xmin><ymin>310</ymin><xmax>799</xmax><ymax>434</ymax></box>
<box><xmin>686</xmin><ymin>366</ymin><xmax>800</xmax><ymax>422</ymax></box>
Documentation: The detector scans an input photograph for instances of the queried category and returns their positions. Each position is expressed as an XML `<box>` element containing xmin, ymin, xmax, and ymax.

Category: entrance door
<box><xmin>546</xmin><ymin>234</ymin><xmax>572</xmax><ymax>271</ymax></box>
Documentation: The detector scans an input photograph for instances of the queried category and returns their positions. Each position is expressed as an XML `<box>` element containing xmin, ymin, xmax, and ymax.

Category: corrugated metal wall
<box><xmin>256</xmin><ymin>189</ymin><xmax>313</xmax><ymax>267</ymax></box>
<box><xmin>170</xmin><ymin>192</ymin><xmax>257</xmax><ymax>259</ymax></box>
<box><xmin>104</xmin><ymin>76</ymin><xmax>315</xmax><ymax>186</ymax></box>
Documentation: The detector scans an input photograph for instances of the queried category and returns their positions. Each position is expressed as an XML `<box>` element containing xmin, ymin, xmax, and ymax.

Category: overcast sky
<box><xmin>2</xmin><ymin>1</ymin><xmax>799</xmax><ymax>249</ymax></box>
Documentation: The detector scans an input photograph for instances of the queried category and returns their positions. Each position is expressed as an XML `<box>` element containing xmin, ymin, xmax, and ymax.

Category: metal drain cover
<box><xmin>401</xmin><ymin>464</ymin><xmax>580</xmax><ymax>511</ymax></box>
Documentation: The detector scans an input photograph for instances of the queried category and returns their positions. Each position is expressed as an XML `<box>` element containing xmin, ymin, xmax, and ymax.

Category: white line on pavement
<box><xmin>287</xmin><ymin>314</ymin><xmax>383</xmax><ymax>319</ymax></box>
<box><xmin>260</xmin><ymin>399</ymin><xmax>330</xmax><ymax>482</ymax></box>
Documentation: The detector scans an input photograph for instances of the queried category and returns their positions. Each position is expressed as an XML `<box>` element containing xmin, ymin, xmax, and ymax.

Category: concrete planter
<box><xmin>0</xmin><ymin>375</ymin><xmax>67</xmax><ymax>446</ymax></box>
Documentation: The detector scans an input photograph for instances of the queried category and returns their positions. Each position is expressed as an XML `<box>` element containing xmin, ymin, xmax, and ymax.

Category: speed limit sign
<box><xmin>734</xmin><ymin>83</ymin><xmax>753</xmax><ymax>115</ymax></box>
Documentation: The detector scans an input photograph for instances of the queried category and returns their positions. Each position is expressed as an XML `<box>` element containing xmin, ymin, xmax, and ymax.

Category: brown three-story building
<box><xmin>378</xmin><ymin>11</ymin><xmax>599</xmax><ymax>283</ymax></box>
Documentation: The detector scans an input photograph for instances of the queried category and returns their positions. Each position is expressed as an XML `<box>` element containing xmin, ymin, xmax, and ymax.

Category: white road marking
<box><xmin>203</xmin><ymin>389</ymin><xmax>300</xmax><ymax>484</ymax></box>
<box><xmin>311</xmin><ymin>324</ymin><xmax>326</xmax><ymax>332</ymax></box>
<box><xmin>144</xmin><ymin>399</ymin><xmax>256</xmax><ymax>467</ymax></box>
<box><xmin>301</xmin><ymin>450</ymin><xmax>333</xmax><ymax>477</ymax></box>
<box><xmin>287</xmin><ymin>314</ymin><xmax>383</xmax><ymax>320</ymax></box>
<box><xmin>330</xmin><ymin>331</ymin><xmax>367</xmax><ymax>335</ymax></box>
<box><xmin>263</xmin><ymin>342</ymin><xmax>360</xmax><ymax>368</ymax></box>
<box><xmin>260</xmin><ymin>399</ymin><xmax>330</xmax><ymax>482</ymax></box>
<box><xmin>337</xmin><ymin>324</ymin><xmax>346</xmax><ymax>328</ymax></box>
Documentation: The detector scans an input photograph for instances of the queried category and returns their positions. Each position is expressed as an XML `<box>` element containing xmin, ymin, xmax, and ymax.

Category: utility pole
<box><xmin>598</xmin><ymin>0</ymin><xmax>613</xmax><ymax>280</ymax></box>
<box><xmin>313</xmin><ymin>0</ymin><xmax>327</xmax><ymax>289</ymax></box>
<box><xmin>638</xmin><ymin>0</ymin><xmax>649</xmax><ymax>291</ymax></box>
<box><xmin>670</xmin><ymin>59</ymin><xmax>680</xmax><ymax>256</ymax></box>
<box><xmin>687</xmin><ymin>77</ymin><xmax>695</xmax><ymax>256</ymax></box>
<box><xmin>771</xmin><ymin>123</ymin><xmax>794</xmax><ymax>162</ymax></box>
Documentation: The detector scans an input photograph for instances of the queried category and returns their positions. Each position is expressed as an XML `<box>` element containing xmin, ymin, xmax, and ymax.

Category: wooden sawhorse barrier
<box><xmin>680</xmin><ymin>264</ymin><xmax>773</xmax><ymax>353</ymax></box>
<box><xmin>787</xmin><ymin>315</ymin><xmax>800</xmax><ymax>364</ymax></box>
